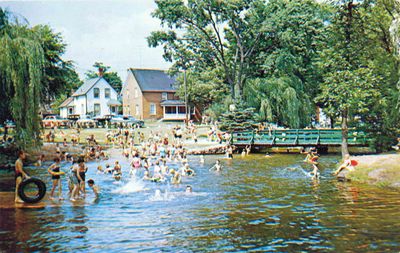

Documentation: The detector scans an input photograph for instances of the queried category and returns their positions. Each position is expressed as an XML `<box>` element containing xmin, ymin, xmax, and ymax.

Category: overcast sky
<box><xmin>0</xmin><ymin>0</ymin><xmax>171</xmax><ymax>81</ymax></box>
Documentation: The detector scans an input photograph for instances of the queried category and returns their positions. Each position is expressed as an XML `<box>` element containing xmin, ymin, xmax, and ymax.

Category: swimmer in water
<box><xmin>169</xmin><ymin>169</ymin><xmax>181</xmax><ymax>184</ymax></box>
<box><xmin>185</xmin><ymin>185</ymin><xmax>192</xmax><ymax>193</ymax></box>
<box><xmin>87</xmin><ymin>179</ymin><xmax>100</xmax><ymax>198</ymax></box>
<box><xmin>184</xmin><ymin>163</ymin><xmax>195</xmax><ymax>176</ymax></box>
<box><xmin>200</xmin><ymin>155</ymin><xmax>205</xmax><ymax>164</ymax></box>
<box><xmin>113</xmin><ymin>161</ymin><xmax>122</xmax><ymax>181</ymax></box>
<box><xmin>309</xmin><ymin>155</ymin><xmax>320</xmax><ymax>180</ymax></box>
<box><xmin>104</xmin><ymin>164</ymin><xmax>112</xmax><ymax>174</ymax></box>
<box><xmin>301</xmin><ymin>147</ymin><xmax>317</xmax><ymax>163</ymax></box>
<box><xmin>97</xmin><ymin>165</ymin><xmax>103</xmax><ymax>174</ymax></box>
<box><xmin>209</xmin><ymin>160</ymin><xmax>222</xmax><ymax>172</ymax></box>
<box><xmin>143</xmin><ymin>171</ymin><xmax>152</xmax><ymax>181</ymax></box>
<box><xmin>48</xmin><ymin>157</ymin><xmax>64</xmax><ymax>200</ymax></box>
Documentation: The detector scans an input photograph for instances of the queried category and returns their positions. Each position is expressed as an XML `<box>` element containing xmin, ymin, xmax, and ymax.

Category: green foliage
<box><xmin>175</xmin><ymin>68</ymin><xmax>228</xmax><ymax>111</ymax></box>
<box><xmin>316</xmin><ymin>0</ymin><xmax>400</xmax><ymax>155</ymax></box>
<box><xmin>148</xmin><ymin>0</ymin><xmax>266</xmax><ymax>99</ymax></box>
<box><xmin>0</xmin><ymin>8</ymin><xmax>80</xmax><ymax>149</ymax></box>
<box><xmin>85</xmin><ymin>62</ymin><xmax>123</xmax><ymax>93</ymax></box>
<box><xmin>33</xmin><ymin>25</ymin><xmax>82</xmax><ymax>104</ymax></box>
<box><xmin>0</xmin><ymin>9</ymin><xmax>44</xmax><ymax>149</ymax></box>
<box><xmin>244</xmin><ymin>77</ymin><xmax>312</xmax><ymax>128</ymax></box>
<box><xmin>219</xmin><ymin>104</ymin><xmax>258</xmax><ymax>132</ymax></box>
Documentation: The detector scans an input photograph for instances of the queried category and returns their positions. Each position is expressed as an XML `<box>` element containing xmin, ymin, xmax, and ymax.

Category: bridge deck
<box><xmin>232</xmin><ymin>129</ymin><xmax>369</xmax><ymax>147</ymax></box>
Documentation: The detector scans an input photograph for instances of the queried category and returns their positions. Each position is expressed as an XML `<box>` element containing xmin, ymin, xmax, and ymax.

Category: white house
<box><xmin>59</xmin><ymin>77</ymin><xmax>120</xmax><ymax>118</ymax></box>
<box><xmin>59</xmin><ymin>97</ymin><xmax>74</xmax><ymax>118</ymax></box>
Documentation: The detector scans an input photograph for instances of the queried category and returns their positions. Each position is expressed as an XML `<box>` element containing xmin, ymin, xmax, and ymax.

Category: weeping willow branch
<box><xmin>0</xmin><ymin>25</ymin><xmax>44</xmax><ymax>149</ymax></box>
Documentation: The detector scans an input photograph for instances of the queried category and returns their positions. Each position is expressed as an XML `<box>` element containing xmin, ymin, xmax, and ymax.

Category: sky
<box><xmin>0</xmin><ymin>0</ymin><xmax>171</xmax><ymax>81</ymax></box>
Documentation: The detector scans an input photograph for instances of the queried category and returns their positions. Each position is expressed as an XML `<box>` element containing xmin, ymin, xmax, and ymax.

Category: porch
<box><xmin>161</xmin><ymin>100</ymin><xmax>194</xmax><ymax>121</ymax></box>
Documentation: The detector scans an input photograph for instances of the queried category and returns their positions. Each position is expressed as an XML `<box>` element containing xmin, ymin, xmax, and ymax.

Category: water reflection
<box><xmin>0</xmin><ymin>154</ymin><xmax>399</xmax><ymax>252</ymax></box>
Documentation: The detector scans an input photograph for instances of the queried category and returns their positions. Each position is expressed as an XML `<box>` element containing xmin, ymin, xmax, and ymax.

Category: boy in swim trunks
<box><xmin>87</xmin><ymin>179</ymin><xmax>100</xmax><ymax>198</ymax></box>
<box><xmin>15</xmin><ymin>151</ymin><xmax>30</xmax><ymax>203</ymax></box>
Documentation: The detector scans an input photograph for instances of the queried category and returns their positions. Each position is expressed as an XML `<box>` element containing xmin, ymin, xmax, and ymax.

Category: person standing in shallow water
<box><xmin>15</xmin><ymin>150</ymin><xmax>30</xmax><ymax>203</ymax></box>
<box><xmin>48</xmin><ymin>157</ymin><xmax>63</xmax><ymax>200</ymax></box>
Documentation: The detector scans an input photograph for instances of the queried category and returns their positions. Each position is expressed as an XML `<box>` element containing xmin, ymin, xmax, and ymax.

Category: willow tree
<box><xmin>0</xmin><ymin>9</ymin><xmax>44</xmax><ymax>149</ymax></box>
<box><xmin>243</xmin><ymin>0</ymin><xmax>326</xmax><ymax>128</ymax></box>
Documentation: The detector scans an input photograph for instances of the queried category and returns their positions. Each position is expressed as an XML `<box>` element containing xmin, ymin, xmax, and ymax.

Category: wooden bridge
<box><xmin>231</xmin><ymin>129</ymin><xmax>370</xmax><ymax>147</ymax></box>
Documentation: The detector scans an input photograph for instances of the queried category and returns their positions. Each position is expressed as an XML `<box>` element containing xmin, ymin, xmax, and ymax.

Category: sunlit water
<box><xmin>1</xmin><ymin>152</ymin><xmax>400</xmax><ymax>252</ymax></box>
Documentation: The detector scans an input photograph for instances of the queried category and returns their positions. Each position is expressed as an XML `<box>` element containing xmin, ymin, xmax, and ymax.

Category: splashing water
<box><xmin>148</xmin><ymin>189</ymin><xmax>175</xmax><ymax>201</ymax></box>
<box><xmin>112</xmin><ymin>173</ymin><xmax>147</xmax><ymax>194</ymax></box>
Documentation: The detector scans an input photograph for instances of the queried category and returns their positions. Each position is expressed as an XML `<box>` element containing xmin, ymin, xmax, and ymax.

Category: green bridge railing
<box><xmin>231</xmin><ymin>129</ymin><xmax>370</xmax><ymax>147</ymax></box>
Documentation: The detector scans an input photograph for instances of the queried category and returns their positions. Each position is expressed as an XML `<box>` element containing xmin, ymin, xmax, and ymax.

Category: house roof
<box><xmin>59</xmin><ymin>97</ymin><xmax>74</xmax><ymax>108</ymax></box>
<box><xmin>72</xmin><ymin>77</ymin><xmax>102</xmax><ymax>96</ymax></box>
<box><xmin>130</xmin><ymin>68</ymin><xmax>176</xmax><ymax>92</ymax></box>
<box><xmin>160</xmin><ymin>100</ymin><xmax>185</xmax><ymax>106</ymax></box>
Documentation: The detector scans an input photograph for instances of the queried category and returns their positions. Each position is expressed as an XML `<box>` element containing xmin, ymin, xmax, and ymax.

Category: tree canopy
<box><xmin>149</xmin><ymin>0</ymin><xmax>400</xmax><ymax>155</ymax></box>
<box><xmin>0</xmin><ymin>8</ymin><xmax>81</xmax><ymax>149</ymax></box>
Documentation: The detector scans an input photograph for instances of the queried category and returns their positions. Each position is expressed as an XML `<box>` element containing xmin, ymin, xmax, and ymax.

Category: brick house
<box><xmin>121</xmin><ymin>68</ymin><xmax>195</xmax><ymax>120</ymax></box>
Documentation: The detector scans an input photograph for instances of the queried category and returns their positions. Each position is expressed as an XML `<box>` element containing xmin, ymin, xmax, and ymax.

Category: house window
<box><xmin>68</xmin><ymin>108</ymin><xmax>73</xmax><ymax>115</ymax></box>
<box><xmin>94</xmin><ymin>103</ymin><xmax>101</xmax><ymax>116</ymax></box>
<box><xmin>150</xmin><ymin>103</ymin><xmax>156</xmax><ymax>115</ymax></box>
<box><xmin>162</xmin><ymin>92</ymin><xmax>168</xmax><ymax>100</ymax></box>
<box><xmin>178</xmin><ymin>106</ymin><xmax>186</xmax><ymax>114</ymax></box>
<box><xmin>135</xmin><ymin>104</ymin><xmax>139</xmax><ymax>115</ymax></box>
<box><xmin>94</xmin><ymin>88</ymin><xmax>100</xmax><ymax>98</ymax></box>
<box><xmin>105</xmin><ymin>88</ymin><xmax>110</xmax><ymax>98</ymax></box>
<box><xmin>111</xmin><ymin>106</ymin><xmax>116</xmax><ymax>113</ymax></box>
<box><xmin>135</xmin><ymin>88</ymin><xmax>138</xmax><ymax>98</ymax></box>
<box><xmin>165</xmin><ymin>106</ymin><xmax>176</xmax><ymax>114</ymax></box>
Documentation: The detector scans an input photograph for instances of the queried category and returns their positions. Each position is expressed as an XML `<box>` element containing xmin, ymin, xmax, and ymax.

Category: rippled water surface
<box><xmin>1</xmin><ymin>153</ymin><xmax>400</xmax><ymax>252</ymax></box>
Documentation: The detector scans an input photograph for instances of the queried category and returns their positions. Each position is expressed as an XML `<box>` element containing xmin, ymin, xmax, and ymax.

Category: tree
<box><xmin>148</xmin><ymin>0</ymin><xmax>265</xmax><ymax>100</ymax></box>
<box><xmin>0</xmin><ymin>8</ymin><xmax>44</xmax><ymax>148</ymax></box>
<box><xmin>317</xmin><ymin>0</ymin><xmax>399</xmax><ymax>157</ymax></box>
<box><xmin>33</xmin><ymin>25</ymin><xmax>82</xmax><ymax>105</ymax></box>
<box><xmin>243</xmin><ymin>0</ymin><xmax>327</xmax><ymax>128</ymax></box>
<box><xmin>85</xmin><ymin>62</ymin><xmax>123</xmax><ymax>93</ymax></box>
<box><xmin>0</xmin><ymin>8</ymin><xmax>81</xmax><ymax>149</ymax></box>
<box><xmin>175</xmin><ymin>67</ymin><xmax>228</xmax><ymax>111</ymax></box>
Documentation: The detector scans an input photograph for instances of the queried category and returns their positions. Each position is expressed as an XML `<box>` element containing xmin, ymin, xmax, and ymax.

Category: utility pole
<box><xmin>184</xmin><ymin>69</ymin><xmax>188</xmax><ymax>125</ymax></box>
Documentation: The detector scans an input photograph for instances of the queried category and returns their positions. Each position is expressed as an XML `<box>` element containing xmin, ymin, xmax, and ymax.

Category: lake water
<box><xmin>0</xmin><ymin>152</ymin><xmax>399</xmax><ymax>252</ymax></box>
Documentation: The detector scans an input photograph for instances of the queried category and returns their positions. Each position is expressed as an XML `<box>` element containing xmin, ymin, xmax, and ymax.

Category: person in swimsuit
<box><xmin>77</xmin><ymin>157</ymin><xmax>87</xmax><ymax>194</ymax></box>
<box><xmin>48</xmin><ymin>157</ymin><xmax>63</xmax><ymax>200</ymax></box>
<box><xmin>68</xmin><ymin>161</ymin><xmax>80</xmax><ymax>201</ymax></box>
<box><xmin>113</xmin><ymin>161</ymin><xmax>122</xmax><ymax>180</ymax></box>
<box><xmin>15</xmin><ymin>150</ymin><xmax>30</xmax><ymax>203</ymax></box>
<box><xmin>87</xmin><ymin>179</ymin><xmax>100</xmax><ymax>199</ymax></box>
<box><xmin>209</xmin><ymin>160</ymin><xmax>222</xmax><ymax>172</ymax></box>
<box><xmin>333</xmin><ymin>154</ymin><xmax>354</xmax><ymax>176</ymax></box>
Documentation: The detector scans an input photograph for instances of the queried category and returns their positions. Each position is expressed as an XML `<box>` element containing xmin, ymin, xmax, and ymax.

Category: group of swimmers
<box><xmin>15</xmin><ymin>121</ymin><xmax>362</xmax><ymax>203</ymax></box>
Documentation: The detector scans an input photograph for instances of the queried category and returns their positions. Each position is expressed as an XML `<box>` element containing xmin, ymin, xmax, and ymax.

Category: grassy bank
<box><xmin>347</xmin><ymin>153</ymin><xmax>400</xmax><ymax>188</ymax></box>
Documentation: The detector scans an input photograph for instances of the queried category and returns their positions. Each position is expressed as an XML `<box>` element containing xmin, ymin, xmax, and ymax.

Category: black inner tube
<box><xmin>18</xmin><ymin>178</ymin><xmax>47</xmax><ymax>204</ymax></box>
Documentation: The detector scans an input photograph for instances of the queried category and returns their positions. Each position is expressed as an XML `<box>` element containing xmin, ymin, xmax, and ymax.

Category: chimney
<box><xmin>98</xmin><ymin>67</ymin><xmax>104</xmax><ymax>77</ymax></box>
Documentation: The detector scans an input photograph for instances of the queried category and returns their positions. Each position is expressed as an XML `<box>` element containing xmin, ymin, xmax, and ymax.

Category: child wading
<box><xmin>48</xmin><ymin>157</ymin><xmax>64</xmax><ymax>200</ymax></box>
